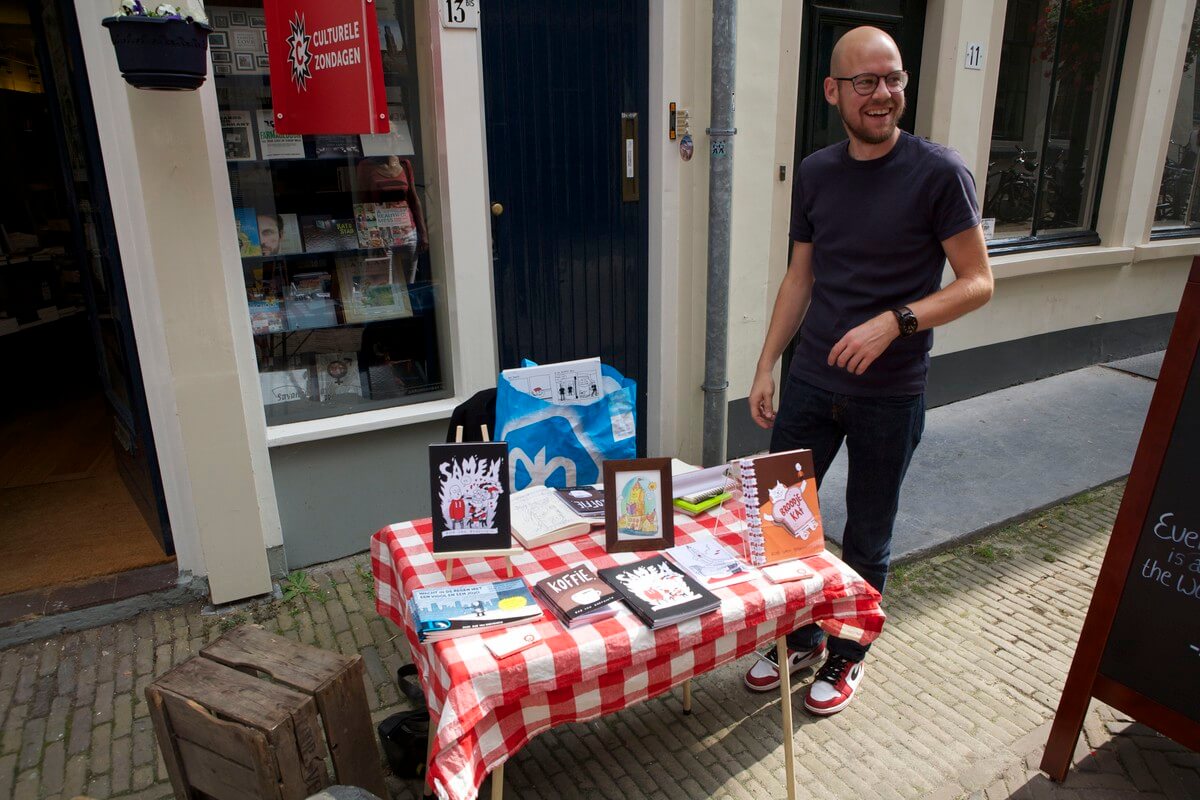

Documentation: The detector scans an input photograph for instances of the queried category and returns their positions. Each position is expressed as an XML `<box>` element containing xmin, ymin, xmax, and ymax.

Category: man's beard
<box><xmin>839</xmin><ymin>95</ymin><xmax>906</xmax><ymax>145</ymax></box>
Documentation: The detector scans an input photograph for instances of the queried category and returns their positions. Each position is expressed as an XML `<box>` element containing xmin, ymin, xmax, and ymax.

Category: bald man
<box><xmin>743</xmin><ymin>27</ymin><xmax>993</xmax><ymax>714</ymax></box>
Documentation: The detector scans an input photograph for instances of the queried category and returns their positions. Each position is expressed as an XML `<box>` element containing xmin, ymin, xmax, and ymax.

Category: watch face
<box><xmin>902</xmin><ymin>315</ymin><xmax>918</xmax><ymax>336</ymax></box>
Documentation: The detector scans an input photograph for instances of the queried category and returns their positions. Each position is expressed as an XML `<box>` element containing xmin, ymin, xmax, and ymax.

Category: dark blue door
<box><xmin>482</xmin><ymin>0</ymin><xmax>649</xmax><ymax>450</ymax></box>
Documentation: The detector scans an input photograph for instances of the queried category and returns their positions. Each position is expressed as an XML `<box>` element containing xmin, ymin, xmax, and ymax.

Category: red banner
<box><xmin>264</xmin><ymin>0</ymin><xmax>388</xmax><ymax>135</ymax></box>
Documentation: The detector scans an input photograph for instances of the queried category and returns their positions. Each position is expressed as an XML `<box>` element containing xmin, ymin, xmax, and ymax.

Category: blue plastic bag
<box><xmin>496</xmin><ymin>360</ymin><xmax>637</xmax><ymax>490</ymax></box>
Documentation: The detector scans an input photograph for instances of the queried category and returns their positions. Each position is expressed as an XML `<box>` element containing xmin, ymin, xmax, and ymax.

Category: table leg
<box><xmin>490</xmin><ymin>762</ymin><xmax>504</xmax><ymax>800</ymax></box>
<box><xmin>777</xmin><ymin>637</ymin><xmax>796</xmax><ymax>800</ymax></box>
<box><xmin>424</xmin><ymin>711</ymin><xmax>436</xmax><ymax>798</ymax></box>
<box><xmin>444</xmin><ymin>559</ymin><xmax>454</xmax><ymax>582</ymax></box>
<box><xmin>682</xmin><ymin>679</ymin><xmax>692</xmax><ymax>714</ymax></box>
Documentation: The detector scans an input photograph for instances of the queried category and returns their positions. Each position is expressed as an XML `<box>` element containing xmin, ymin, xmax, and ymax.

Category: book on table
<box><xmin>597</xmin><ymin>555</ymin><xmax>721</xmax><ymax>630</ymax></box>
<box><xmin>409</xmin><ymin>578</ymin><xmax>542</xmax><ymax>642</ymax></box>
<box><xmin>665</xmin><ymin>536</ymin><xmax>755</xmax><ymax>589</ymax></box>
<box><xmin>552</xmin><ymin>486</ymin><xmax>605</xmax><ymax>519</ymax></box>
<box><xmin>510</xmin><ymin>484</ymin><xmax>603</xmax><ymax>549</ymax></box>
<box><xmin>737</xmin><ymin>448</ymin><xmax>825</xmax><ymax>566</ymax></box>
<box><xmin>531</xmin><ymin>564</ymin><xmax>620</xmax><ymax>628</ymax></box>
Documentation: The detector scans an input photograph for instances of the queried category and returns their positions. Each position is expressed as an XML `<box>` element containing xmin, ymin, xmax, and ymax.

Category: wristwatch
<box><xmin>892</xmin><ymin>306</ymin><xmax>918</xmax><ymax>338</ymax></box>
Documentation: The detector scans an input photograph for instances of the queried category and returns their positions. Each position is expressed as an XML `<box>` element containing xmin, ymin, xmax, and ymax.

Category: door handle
<box><xmin>491</xmin><ymin>202</ymin><xmax>504</xmax><ymax>217</ymax></box>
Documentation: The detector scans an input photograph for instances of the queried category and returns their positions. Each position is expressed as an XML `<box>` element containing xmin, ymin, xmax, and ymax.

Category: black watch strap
<box><xmin>892</xmin><ymin>306</ymin><xmax>918</xmax><ymax>337</ymax></box>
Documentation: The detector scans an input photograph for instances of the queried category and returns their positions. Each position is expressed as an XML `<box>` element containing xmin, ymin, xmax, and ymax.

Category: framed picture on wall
<box><xmin>256</xmin><ymin>55</ymin><xmax>270</xmax><ymax>68</ymax></box>
<box><xmin>214</xmin><ymin>64</ymin><xmax>232</xmax><ymax>76</ymax></box>
<box><xmin>604</xmin><ymin>458</ymin><xmax>674</xmax><ymax>553</ymax></box>
<box><xmin>233</xmin><ymin>30</ymin><xmax>259</xmax><ymax>50</ymax></box>
<box><xmin>235</xmin><ymin>53</ymin><xmax>255</xmax><ymax>72</ymax></box>
<box><xmin>209</xmin><ymin>32</ymin><xmax>228</xmax><ymax>48</ymax></box>
<box><xmin>229</xmin><ymin>10</ymin><xmax>248</xmax><ymax>26</ymax></box>
<box><xmin>250</xmin><ymin>14</ymin><xmax>266</xmax><ymax>27</ymax></box>
<box><xmin>211</xmin><ymin>14</ymin><xmax>229</xmax><ymax>28</ymax></box>
<box><xmin>211</xmin><ymin>51</ymin><xmax>232</xmax><ymax>64</ymax></box>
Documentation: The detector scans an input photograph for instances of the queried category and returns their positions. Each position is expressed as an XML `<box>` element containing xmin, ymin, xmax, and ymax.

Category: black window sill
<box><xmin>1149</xmin><ymin>227</ymin><xmax>1200</xmax><ymax>242</ymax></box>
<box><xmin>986</xmin><ymin>231</ymin><xmax>1101</xmax><ymax>257</ymax></box>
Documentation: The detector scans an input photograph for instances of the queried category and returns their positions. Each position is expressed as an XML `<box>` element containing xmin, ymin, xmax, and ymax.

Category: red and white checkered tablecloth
<box><xmin>371</xmin><ymin>506</ymin><xmax>885</xmax><ymax>800</ymax></box>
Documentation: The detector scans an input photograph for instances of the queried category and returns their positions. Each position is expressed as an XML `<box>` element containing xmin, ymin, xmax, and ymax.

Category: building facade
<box><xmin>2</xmin><ymin>0</ymin><xmax>1192</xmax><ymax>606</ymax></box>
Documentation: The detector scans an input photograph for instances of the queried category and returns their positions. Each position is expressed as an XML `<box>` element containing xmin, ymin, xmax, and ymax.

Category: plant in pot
<box><xmin>102</xmin><ymin>2</ymin><xmax>213</xmax><ymax>91</ymax></box>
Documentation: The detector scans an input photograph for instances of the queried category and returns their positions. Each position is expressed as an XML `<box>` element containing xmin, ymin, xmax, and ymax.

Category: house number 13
<box><xmin>440</xmin><ymin>0</ymin><xmax>479</xmax><ymax>28</ymax></box>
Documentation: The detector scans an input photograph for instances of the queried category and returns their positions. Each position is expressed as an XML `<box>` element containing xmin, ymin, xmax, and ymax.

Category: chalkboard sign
<box><xmin>1042</xmin><ymin>257</ymin><xmax>1200</xmax><ymax>780</ymax></box>
<box><xmin>1098</xmin><ymin>345</ymin><xmax>1200</xmax><ymax>722</ymax></box>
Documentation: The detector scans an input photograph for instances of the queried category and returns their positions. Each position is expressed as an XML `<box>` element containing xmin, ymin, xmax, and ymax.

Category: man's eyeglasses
<box><xmin>833</xmin><ymin>70</ymin><xmax>909</xmax><ymax>96</ymax></box>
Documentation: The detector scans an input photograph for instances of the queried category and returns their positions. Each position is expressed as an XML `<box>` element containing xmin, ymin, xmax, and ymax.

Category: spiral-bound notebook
<box><xmin>738</xmin><ymin>449</ymin><xmax>825</xmax><ymax>566</ymax></box>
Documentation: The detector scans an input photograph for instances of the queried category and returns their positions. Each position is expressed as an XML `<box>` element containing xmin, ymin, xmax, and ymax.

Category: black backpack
<box><xmin>377</xmin><ymin>664</ymin><xmax>430</xmax><ymax>780</ymax></box>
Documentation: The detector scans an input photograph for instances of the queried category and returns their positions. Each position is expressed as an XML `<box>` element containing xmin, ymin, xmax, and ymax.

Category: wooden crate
<box><xmin>201</xmin><ymin>625</ymin><xmax>388</xmax><ymax>797</ymax></box>
<box><xmin>148</xmin><ymin>657</ymin><xmax>330</xmax><ymax>800</ymax></box>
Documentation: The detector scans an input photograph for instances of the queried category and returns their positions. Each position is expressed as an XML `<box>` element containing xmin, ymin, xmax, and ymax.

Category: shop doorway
<box><xmin>0</xmin><ymin>0</ymin><xmax>173</xmax><ymax>601</ymax></box>
<box><xmin>793</xmin><ymin>0</ymin><xmax>926</xmax><ymax>163</ymax></box>
<box><xmin>480</xmin><ymin>0</ymin><xmax>650</xmax><ymax>449</ymax></box>
<box><xmin>784</xmin><ymin>1</ymin><xmax>927</xmax><ymax>377</ymax></box>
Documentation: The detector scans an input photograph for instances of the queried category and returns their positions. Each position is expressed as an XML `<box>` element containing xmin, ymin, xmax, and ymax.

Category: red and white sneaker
<box><xmin>743</xmin><ymin>641</ymin><xmax>826</xmax><ymax>692</ymax></box>
<box><xmin>803</xmin><ymin>653</ymin><xmax>864</xmax><ymax>715</ymax></box>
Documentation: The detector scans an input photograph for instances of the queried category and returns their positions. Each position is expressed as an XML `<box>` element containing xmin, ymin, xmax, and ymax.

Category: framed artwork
<box><xmin>235</xmin><ymin>53</ymin><xmax>255</xmax><ymax>71</ymax></box>
<box><xmin>256</xmin><ymin>55</ymin><xmax>270</xmax><ymax>68</ymax></box>
<box><xmin>229</xmin><ymin>10</ymin><xmax>248</xmax><ymax>25</ymax></box>
<box><xmin>211</xmin><ymin>14</ymin><xmax>229</xmax><ymax>28</ymax></box>
<box><xmin>604</xmin><ymin>458</ymin><xmax>674</xmax><ymax>553</ymax></box>
<box><xmin>210</xmin><ymin>51</ymin><xmax>232</xmax><ymax>64</ymax></box>
<box><xmin>233</xmin><ymin>30</ymin><xmax>259</xmax><ymax>50</ymax></box>
<box><xmin>209</xmin><ymin>32</ymin><xmax>229</xmax><ymax>48</ymax></box>
<box><xmin>429</xmin><ymin>442</ymin><xmax>511</xmax><ymax>554</ymax></box>
<box><xmin>250</xmin><ymin>14</ymin><xmax>266</xmax><ymax>27</ymax></box>
<box><xmin>214</xmin><ymin>64</ymin><xmax>232</xmax><ymax>75</ymax></box>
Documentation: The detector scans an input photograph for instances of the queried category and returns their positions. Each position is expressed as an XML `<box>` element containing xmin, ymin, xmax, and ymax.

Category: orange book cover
<box><xmin>743</xmin><ymin>449</ymin><xmax>825</xmax><ymax>564</ymax></box>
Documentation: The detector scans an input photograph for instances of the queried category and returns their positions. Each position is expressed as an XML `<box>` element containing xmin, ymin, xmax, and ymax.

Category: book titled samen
<box><xmin>598</xmin><ymin>555</ymin><xmax>720</xmax><ymax>630</ymax></box>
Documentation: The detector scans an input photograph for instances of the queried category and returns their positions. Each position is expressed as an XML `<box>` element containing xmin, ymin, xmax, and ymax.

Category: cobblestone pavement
<box><xmin>2</xmin><ymin>480</ymin><xmax>1198</xmax><ymax>800</ymax></box>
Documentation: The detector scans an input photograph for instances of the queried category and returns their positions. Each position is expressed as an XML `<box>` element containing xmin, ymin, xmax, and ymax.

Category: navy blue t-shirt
<box><xmin>789</xmin><ymin>131</ymin><xmax>980</xmax><ymax>396</ymax></box>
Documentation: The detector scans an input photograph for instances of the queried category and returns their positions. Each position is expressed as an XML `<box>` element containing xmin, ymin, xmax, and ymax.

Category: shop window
<box><xmin>212</xmin><ymin>1</ymin><xmax>450</xmax><ymax>425</ymax></box>
<box><xmin>1151</xmin><ymin>6</ymin><xmax>1200</xmax><ymax>237</ymax></box>
<box><xmin>983</xmin><ymin>0</ymin><xmax>1129</xmax><ymax>251</ymax></box>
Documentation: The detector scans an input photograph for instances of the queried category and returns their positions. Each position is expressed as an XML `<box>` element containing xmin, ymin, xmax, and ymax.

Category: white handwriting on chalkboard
<box><xmin>1154</xmin><ymin>512</ymin><xmax>1199</xmax><ymax>551</ymax></box>
<box><xmin>1141</xmin><ymin>558</ymin><xmax>1200</xmax><ymax>600</ymax></box>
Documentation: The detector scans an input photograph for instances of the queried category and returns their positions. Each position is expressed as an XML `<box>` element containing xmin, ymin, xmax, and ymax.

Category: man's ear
<box><xmin>823</xmin><ymin>76</ymin><xmax>838</xmax><ymax>106</ymax></box>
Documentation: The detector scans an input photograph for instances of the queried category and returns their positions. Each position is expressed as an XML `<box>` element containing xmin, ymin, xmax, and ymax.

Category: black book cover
<box><xmin>429</xmin><ymin>442</ymin><xmax>511</xmax><ymax>553</ymax></box>
<box><xmin>553</xmin><ymin>487</ymin><xmax>606</xmax><ymax>519</ymax></box>
<box><xmin>598</xmin><ymin>555</ymin><xmax>720</xmax><ymax>629</ymax></box>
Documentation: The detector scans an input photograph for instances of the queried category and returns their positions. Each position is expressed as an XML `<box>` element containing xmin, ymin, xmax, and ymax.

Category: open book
<box><xmin>510</xmin><ymin>485</ymin><xmax>603</xmax><ymax>549</ymax></box>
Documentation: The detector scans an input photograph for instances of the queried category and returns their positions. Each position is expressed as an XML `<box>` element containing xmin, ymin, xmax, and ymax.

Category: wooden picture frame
<box><xmin>604</xmin><ymin>458</ymin><xmax>674</xmax><ymax>553</ymax></box>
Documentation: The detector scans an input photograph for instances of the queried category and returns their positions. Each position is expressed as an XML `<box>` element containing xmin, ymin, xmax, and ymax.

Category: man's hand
<box><xmin>827</xmin><ymin>312</ymin><xmax>899</xmax><ymax>375</ymax></box>
<box><xmin>749</xmin><ymin>369</ymin><xmax>777</xmax><ymax>429</ymax></box>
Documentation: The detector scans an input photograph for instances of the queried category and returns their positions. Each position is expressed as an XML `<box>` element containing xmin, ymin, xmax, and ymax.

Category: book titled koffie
<box><xmin>598</xmin><ymin>555</ymin><xmax>720</xmax><ymax>630</ymax></box>
<box><xmin>532</xmin><ymin>565</ymin><xmax>619</xmax><ymax>625</ymax></box>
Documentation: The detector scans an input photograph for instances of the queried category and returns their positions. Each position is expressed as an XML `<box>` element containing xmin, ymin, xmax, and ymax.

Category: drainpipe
<box><xmin>701</xmin><ymin>0</ymin><xmax>737</xmax><ymax>467</ymax></box>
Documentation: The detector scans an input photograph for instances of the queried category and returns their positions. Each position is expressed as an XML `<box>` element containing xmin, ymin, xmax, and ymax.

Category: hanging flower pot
<box><xmin>102</xmin><ymin>3</ymin><xmax>212</xmax><ymax>91</ymax></box>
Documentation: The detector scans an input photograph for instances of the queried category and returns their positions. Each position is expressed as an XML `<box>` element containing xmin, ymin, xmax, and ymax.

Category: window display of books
<box><xmin>214</xmin><ymin>2</ymin><xmax>444</xmax><ymax>423</ymax></box>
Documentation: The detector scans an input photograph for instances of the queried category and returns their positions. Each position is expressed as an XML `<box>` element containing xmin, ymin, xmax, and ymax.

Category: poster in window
<box><xmin>220</xmin><ymin>110</ymin><xmax>256</xmax><ymax>161</ymax></box>
<box><xmin>336</xmin><ymin>254</ymin><xmax>413</xmax><ymax>323</ymax></box>
<box><xmin>255</xmin><ymin>110</ymin><xmax>305</xmax><ymax>159</ymax></box>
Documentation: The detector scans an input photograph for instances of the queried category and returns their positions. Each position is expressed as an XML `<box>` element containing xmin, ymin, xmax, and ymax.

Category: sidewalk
<box><xmin>2</xmin><ymin>479</ymin><xmax>1199</xmax><ymax>799</ymax></box>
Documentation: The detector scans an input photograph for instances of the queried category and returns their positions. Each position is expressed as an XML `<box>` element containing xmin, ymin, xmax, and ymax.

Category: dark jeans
<box><xmin>771</xmin><ymin>375</ymin><xmax>925</xmax><ymax>662</ymax></box>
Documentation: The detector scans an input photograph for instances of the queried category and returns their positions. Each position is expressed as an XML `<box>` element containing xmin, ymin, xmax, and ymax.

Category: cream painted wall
<box><xmin>726</xmin><ymin>0</ymin><xmax>797</xmax><ymax>411</ymax></box>
<box><xmin>76</xmin><ymin>3</ymin><xmax>275</xmax><ymax>603</ymax></box>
